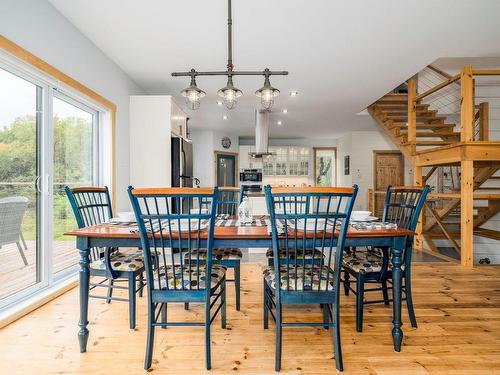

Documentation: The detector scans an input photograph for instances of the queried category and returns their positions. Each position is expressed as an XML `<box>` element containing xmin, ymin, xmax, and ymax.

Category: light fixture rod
<box><xmin>227</xmin><ymin>0</ymin><xmax>233</xmax><ymax>71</ymax></box>
<box><xmin>172</xmin><ymin>70</ymin><xmax>288</xmax><ymax>77</ymax></box>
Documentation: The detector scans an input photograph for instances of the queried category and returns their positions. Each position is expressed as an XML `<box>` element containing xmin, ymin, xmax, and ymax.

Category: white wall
<box><xmin>0</xmin><ymin>0</ymin><xmax>144</xmax><ymax>210</ymax></box>
<box><xmin>190</xmin><ymin>130</ymin><xmax>239</xmax><ymax>187</ymax></box>
<box><xmin>336</xmin><ymin>128</ymin><xmax>413</xmax><ymax>210</ymax></box>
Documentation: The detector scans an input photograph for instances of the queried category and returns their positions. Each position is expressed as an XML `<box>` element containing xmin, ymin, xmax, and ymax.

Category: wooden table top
<box><xmin>65</xmin><ymin>223</ymin><xmax>413</xmax><ymax>240</ymax></box>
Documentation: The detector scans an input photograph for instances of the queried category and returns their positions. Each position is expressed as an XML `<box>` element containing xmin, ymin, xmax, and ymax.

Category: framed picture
<box><xmin>344</xmin><ymin>155</ymin><xmax>350</xmax><ymax>175</ymax></box>
<box><xmin>314</xmin><ymin>147</ymin><xmax>336</xmax><ymax>186</ymax></box>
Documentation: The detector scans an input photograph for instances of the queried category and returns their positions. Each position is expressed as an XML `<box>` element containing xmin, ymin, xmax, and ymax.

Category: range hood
<box><xmin>250</xmin><ymin>109</ymin><xmax>274</xmax><ymax>158</ymax></box>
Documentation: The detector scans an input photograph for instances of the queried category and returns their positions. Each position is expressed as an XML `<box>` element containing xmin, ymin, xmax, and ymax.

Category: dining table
<box><xmin>66</xmin><ymin>218</ymin><xmax>413</xmax><ymax>355</ymax></box>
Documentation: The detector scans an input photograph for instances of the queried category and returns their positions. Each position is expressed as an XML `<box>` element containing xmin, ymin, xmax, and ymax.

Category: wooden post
<box><xmin>407</xmin><ymin>78</ymin><xmax>417</xmax><ymax>154</ymax></box>
<box><xmin>460</xmin><ymin>160</ymin><xmax>474</xmax><ymax>266</ymax></box>
<box><xmin>479</xmin><ymin>102</ymin><xmax>489</xmax><ymax>141</ymax></box>
<box><xmin>414</xmin><ymin>165</ymin><xmax>423</xmax><ymax>250</ymax></box>
<box><xmin>460</xmin><ymin>66</ymin><xmax>474</xmax><ymax>142</ymax></box>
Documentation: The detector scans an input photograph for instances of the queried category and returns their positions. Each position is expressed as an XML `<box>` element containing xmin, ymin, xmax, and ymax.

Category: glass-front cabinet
<box><xmin>261</xmin><ymin>146</ymin><xmax>310</xmax><ymax>177</ymax></box>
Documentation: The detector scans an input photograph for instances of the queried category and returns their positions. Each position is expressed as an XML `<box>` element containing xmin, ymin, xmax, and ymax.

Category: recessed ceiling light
<box><xmin>282</xmin><ymin>109</ymin><xmax>288</xmax><ymax>114</ymax></box>
<box><xmin>223</xmin><ymin>115</ymin><xmax>228</xmax><ymax>120</ymax></box>
<box><xmin>290</xmin><ymin>91</ymin><xmax>298</xmax><ymax>97</ymax></box>
<box><xmin>217</xmin><ymin>101</ymin><xmax>223</xmax><ymax>106</ymax></box>
<box><xmin>277</xmin><ymin>120</ymin><xmax>282</xmax><ymax>126</ymax></box>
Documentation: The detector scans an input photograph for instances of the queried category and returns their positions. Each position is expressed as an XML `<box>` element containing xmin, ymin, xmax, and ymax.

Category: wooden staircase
<box><xmin>367</xmin><ymin>66</ymin><xmax>500</xmax><ymax>265</ymax></box>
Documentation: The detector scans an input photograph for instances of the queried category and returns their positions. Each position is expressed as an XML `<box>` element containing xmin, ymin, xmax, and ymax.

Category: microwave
<box><xmin>239</xmin><ymin>169</ymin><xmax>262</xmax><ymax>183</ymax></box>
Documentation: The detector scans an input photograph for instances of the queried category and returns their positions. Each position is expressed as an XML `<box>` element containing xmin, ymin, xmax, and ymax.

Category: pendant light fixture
<box><xmin>172</xmin><ymin>0</ymin><xmax>288</xmax><ymax>110</ymax></box>
<box><xmin>180</xmin><ymin>70</ymin><xmax>206</xmax><ymax>110</ymax></box>
<box><xmin>255</xmin><ymin>69</ymin><xmax>280</xmax><ymax>110</ymax></box>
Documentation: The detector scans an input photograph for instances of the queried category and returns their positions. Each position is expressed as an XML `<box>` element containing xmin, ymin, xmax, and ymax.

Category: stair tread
<box><xmin>389</xmin><ymin>123</ymin><xmax>455</xmax><ymax>129</ymax></box>
<box><xmin>402</xmin><ymin>140</ymin><xmax>455</xmax><ymax>146</ymax></box>
<box><xmin>396</xmin><ymin>131</ymin><xmax>459</xmax><ymax>138</ymax></box>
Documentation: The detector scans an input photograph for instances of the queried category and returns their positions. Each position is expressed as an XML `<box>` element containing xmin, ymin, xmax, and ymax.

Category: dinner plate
<box><xmin>350</xmin><ymin>216</ymin><xmax>378</xmax><ymax>222</ymax></box>
<box><xmin>167</xmin><ymin>219</ymin><xmax>209</xmax><ymax>232</ymax></box>
<box><xmin>295</xmin><ymin>218</ymin><xmax>335</xmax><ymax>232</ymax></box>
<box><xmin>109</xmin><ymin>217</ymin><xmax>136</xmax><ymax>225</ymax></box>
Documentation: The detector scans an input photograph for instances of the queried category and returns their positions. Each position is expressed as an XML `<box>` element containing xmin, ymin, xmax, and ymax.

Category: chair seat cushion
<box><xmin>155</xmin><ymin>264</ymin><xmax>226</xmax><ymax>290</ymax></box>
<box><xmin>262</xmin><ymin>264</ymin><xmax>335</xmax><ymax>291</ymax></box>
<box><xmin>184</xmin><ymin>248</ymin><xmax>243</xmax><ymax>260</ymax></box>
<box><xmin>343</xmin><ymin>248</ymin><xmax>384</xmax><ymax>274</ymax></box>
<box><xmin>90</xmin><ymin>249</ymin><xmax>144</xmax><ymax>272</ymax></box>
<box><xmin>265</xmin><ymin>247</ymin><xmax>324</xmax><ymax>259</ymax></box>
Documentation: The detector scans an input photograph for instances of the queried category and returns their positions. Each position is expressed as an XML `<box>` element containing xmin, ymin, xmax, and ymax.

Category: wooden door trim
<box><xmin>313</xmin><ymin>147</ymin><xmax>337</xmax><ymax>186</ymax></box>
<box><xmin>214</xmin><ymin>151</ymin><xmax>239</xmax><ymax>187</ymax></box>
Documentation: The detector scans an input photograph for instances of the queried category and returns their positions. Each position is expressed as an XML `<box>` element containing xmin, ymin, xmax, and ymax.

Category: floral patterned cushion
<box><xmin>184</xmin><ymin>248</ymin><xmax>243</xmax><ymax>260</ymax></box>
<box><xmin>265</xmin><ymin>248</ymin><xmax>325</xmax><ymax>259</ymax></box>
<box><xmin>262</xmin><ymin>264</ymin><xmax>335</xmax><ymax>291</ymax></box>
<box><xmin>154</xmin><ymin>264</ymin><xmax>226</xmax><ymax>290</ymax></box>
<box><xmin>90</xmin><ymin>249</ymin><xmax>144</xmax><ymax>272</ymax></box>
<box><xmin>343</xmin><ymin>248</ymin><xmax>384</xmax><ymax>274</ymax></box>
<box><xmin>343</xmin><ymin>247</ymin><xmax>405</xmax><ymax>274</ymax></box>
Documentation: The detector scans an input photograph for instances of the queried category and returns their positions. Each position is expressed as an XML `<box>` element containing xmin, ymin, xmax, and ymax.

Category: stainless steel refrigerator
<box><xmin>171</xmin><ymin>137</ymin><xmax>194</xmax><ymax>188</ymax></box>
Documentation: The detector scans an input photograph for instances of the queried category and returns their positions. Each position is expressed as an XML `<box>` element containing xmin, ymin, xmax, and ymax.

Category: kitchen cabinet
<box><xmin>261</xmin><ymin>146</ymin><xmax>310</xmax><ymax>176</ymax></box>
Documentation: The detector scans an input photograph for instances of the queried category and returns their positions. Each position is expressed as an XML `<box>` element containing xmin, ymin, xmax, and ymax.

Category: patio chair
<box><xmin>185</xmin><ymin>186</ymin><xmax>244</xmax><ymax>310</ymax></box>
<box><xmin>342</xmin><ymin>185</ymin><xmax>430</xmax><ymax>332</ymax></box>
<box><xmin>0</xmin><ymin>196</ymin><xmax>29</xmax><ymax>266</ymax></box>
<box><xmin>128</xmin><ymin>186</ymin><xmax>226</xmax><ymax>370</ymax></box>
<box><xmin>65</xmin><ymin>186</ymin><xmax>145</xmax><ymax>329</ymax></box>
<box><xmin>263</xmin><ymin>185</ymin><xmax>358</xmax><ymax>372</ymax></box>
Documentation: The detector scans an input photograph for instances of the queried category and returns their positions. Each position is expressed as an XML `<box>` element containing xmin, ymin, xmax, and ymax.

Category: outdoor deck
<box><xmin>0</xmin><ymin>240</ymin><xmax>78</xmax><ymax>300</ymax></box>
<box><xmin>1</xmin><ymin>262</ymin><xmax>499</xmax><ymax>374</ymax></box>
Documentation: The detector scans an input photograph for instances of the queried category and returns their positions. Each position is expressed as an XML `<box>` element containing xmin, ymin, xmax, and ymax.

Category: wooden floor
<box><xmin>1</xmin><ymin>262</ymin><xmax>500</xmax><ymax>374</ymax></box>
<box><xmin>0</xmin><ymin>240</ymin><xmax>78</xmax><ymax>299</ymax></box>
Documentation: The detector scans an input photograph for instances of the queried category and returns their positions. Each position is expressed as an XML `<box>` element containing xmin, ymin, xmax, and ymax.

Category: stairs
<box><xmin>369</xmin><ymin>93</ymin><xmax>461</xmax><ymax>152</ymax></box>
<box><xmin>368</xmin><ymin>85</ymin><xmax>500</xmax><ymax>260</ymax></box>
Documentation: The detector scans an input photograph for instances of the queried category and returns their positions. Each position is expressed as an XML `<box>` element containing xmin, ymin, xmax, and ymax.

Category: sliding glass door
<box><xmin>0</xmin><ymin>65</ymin><xmax>42</xmax><ymax>301</ymax></box>
<box><xmin>0</xmin><ymin>60</ymin><xmax>103</xmax><ymax>309</ymax></box>
<box><xmin>52</xmin><ymin>94</ymin><xmax>98</xmax><ymax>276</ymax></box>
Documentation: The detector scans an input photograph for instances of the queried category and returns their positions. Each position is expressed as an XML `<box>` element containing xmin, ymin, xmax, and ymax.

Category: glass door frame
<box><xmin>0</xmin><ymin>61</ymin><xmax>103</xmax><ymax>310</ymax></box>
<box><xmin>0</xmin><ymin>60</ymin><xmax>51</xmax><ymax>309</ymax></box>
<box><xmin>214</xmin><ymin>151</ymin><xmax>238</xmax><ymax>187</ymax></box>
<box><xmin>51</xmin><ymin>89</ymin><xmax>101</xmax><ymax>281</ymax></box>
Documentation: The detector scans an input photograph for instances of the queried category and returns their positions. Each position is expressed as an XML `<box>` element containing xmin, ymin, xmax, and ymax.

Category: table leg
<box><xmin>391</xmin><ymin>236</ymin><xmax>405</xmax><ymax>352</ymax></box>
<box><xmin>77</xmin><ymin>240</ymin><xmax>90</xmax><ymax>353</ymax></box>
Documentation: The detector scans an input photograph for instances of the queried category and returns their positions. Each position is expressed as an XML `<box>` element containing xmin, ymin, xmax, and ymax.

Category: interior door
<box><xmin>373</xmin><ymin>151</ymin><xmax>404</xmax><ymax>218</ymax></box>
<box><xmin>216</xmin><ymin>153</ymin><xmax>237</xmax><ymax>187</ymax></box>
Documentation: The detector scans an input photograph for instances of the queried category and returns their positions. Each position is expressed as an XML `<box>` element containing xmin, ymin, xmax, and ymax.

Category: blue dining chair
<box><xmin>265</xmin><ymin>195</ymin><xmax>313</xmax><ymax>265</ymax></box>
<box><xmin>263</xmin><ymin>185</ymin><xmax>358</xmax><ymax>372</ymax></box>
<box><xmin>342</xmin><ymin>185</ymin><xmax>430</xmax><ymax>332</ymax></box>
<box><xmin>185</xmin><ymin>186</ymin><xmax>244</xmax><ymax>310</ymax></box>
<box><xmin>65</xmin><ymin>186</ymin><xmax>145</xmax><ymax>329</ymax></box>
<box><xmin>128</xmin><ymin>186</ymin><xmax>226</xmax><ymax>370</ymax></box>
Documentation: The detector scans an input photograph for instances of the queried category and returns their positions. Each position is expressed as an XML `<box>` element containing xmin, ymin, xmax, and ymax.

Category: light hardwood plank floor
<box><xmin>1</xmin><ymin>263</ymin><xmax>500</xmax><ymax>374</ymax></box>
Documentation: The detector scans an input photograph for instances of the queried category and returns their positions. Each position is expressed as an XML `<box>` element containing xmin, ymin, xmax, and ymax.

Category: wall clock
<box><xmin>221</xmin><ymin>136</ymin><xmax>231</xmax><ymax>149</ymax></box>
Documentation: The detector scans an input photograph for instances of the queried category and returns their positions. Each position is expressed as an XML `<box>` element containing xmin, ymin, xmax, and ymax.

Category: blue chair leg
<box><xmin>405</xmin><ymin>272</ymin><xmax>418</xmax><ymax>328</ymax></box>
<box><xmin>144</xmin><ymin>302</ymin><xmax>156</xmax><ymax>370</ymax></box>
<box><xmin>205</xmin><ymin>295</ymin><xmax>212</xmax><ymax>370</ymax></box>
<box><xmin>161</xmin><ymin>303</ymin><xmax>167</xmax><ymax>329</ymax></box>
<box><xmin>356</xmin><ymin>276</ymin><xmax>365</xmax><ymax>332</ymax></box>
<box><xmin>106</xmin><ymin>279</ymin><xmax>114</xmax><ymax>303</ymax></box>
<box><xmin>235</xmin><ymin>261</ymin><xmax>241</xmax><ymax>311</ymax></box>
<box><xmin>221</xmin><ymin>280</ymin><xmax>227</xmax><ymax>329</ymax></box>
<box><xmin>331</xmin><ymin>303</ymin><xmax>344</xmax><ymax>372</ymax></box>
<box><xmin>128</xmin><ymin>273</ymin><xmax>136</xmax><ymax>329</ymax></box>
<box><xmin>263</xmin><ymin>280</ymin><xmax>269</xmax><ymax>329</ymax></box>
<box><xmin>275</xmin><ymin>302</ymin><xmax>282</xmax><ymax>372</ymax></box>
<box><xmin>343</xmin><ymin>270</ymin><xmax>350</xmax><ymax>296</ymax></box>
<box><xmin>382</xmin><ymin>279</ymin><xmax>390</xmax><ymax>305</ymax></box>
<box><xmin>138</xmin><ymin>272</ymin><xmax>144</xmax><ymax>298</ymax></box>
<box><xmin>322</xmin><ymin>304</ymin><xmax>329</xmax><ymax>330</ymax></box>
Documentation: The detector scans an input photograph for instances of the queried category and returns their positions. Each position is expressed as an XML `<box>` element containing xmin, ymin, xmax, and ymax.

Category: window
<box><xmin>0</xmin><ymin>57</ymin><xmax>108</xmax><ymax>310</ymax></box>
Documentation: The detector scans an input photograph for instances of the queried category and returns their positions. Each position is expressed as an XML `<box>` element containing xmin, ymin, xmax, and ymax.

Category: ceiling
<box><xmin>49</xmin><ymin>0</ymin><xmax>500</xmax><ymax>138</ymax></box>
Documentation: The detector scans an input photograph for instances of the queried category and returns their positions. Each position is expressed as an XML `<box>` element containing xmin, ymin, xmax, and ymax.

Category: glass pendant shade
<box><xmin>255</xmin><ymin>75</ymin><xmax>280</xmax><ymax>110</ymax></box>
<box><xmin>181</xmin><ymin>75</ymin><xmax>205</xmax><ymax>110</ymax></box>
<box><xmin>217</xmin><ymin>76</ymin><xmax>242</xmax><ymax>110</ymax></box>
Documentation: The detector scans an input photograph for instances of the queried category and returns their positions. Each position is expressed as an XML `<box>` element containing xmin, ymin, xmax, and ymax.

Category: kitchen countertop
<box><xmin>245</xmin><ymin>192</ymin><xmax>265</xmax><ymax>197</ymax></box>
